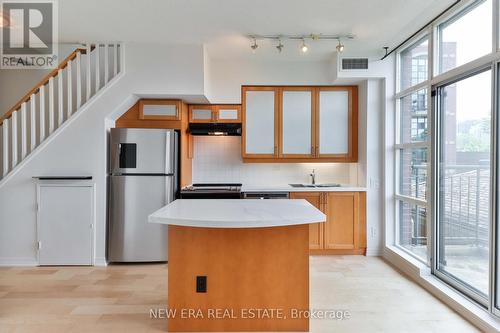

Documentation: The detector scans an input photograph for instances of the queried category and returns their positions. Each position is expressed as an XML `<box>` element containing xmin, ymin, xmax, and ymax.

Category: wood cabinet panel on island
<box><xmin>290</xmin><ymin>191</ymin><xmax>366</xmax><ymax>255</ymax></box>
<box><xmin>242</xmin><ymin>85</ymin><xmax>358</xmax><ymax>163</ymax></box>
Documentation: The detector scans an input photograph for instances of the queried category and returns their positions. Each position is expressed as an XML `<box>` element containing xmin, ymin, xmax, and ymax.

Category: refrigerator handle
<box><xmin>115</xmin><ymin>143</ymin><xmax>122</xmax><ymax>172</ymax></box>
<box><xmin>166</xmin><ymin>176</ymin><xmax>174</xmax><ymax>204</ymax></box>
<box><xmin>165</xmin><ymin>131</ymin><xmax>174</xmax><ymax>175</ymax></box>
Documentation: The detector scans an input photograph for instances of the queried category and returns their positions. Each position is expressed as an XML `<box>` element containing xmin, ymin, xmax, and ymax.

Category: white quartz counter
<box><xmin>241</xmin><ymin>184</ymin><xmax>367</xmax><ymax>193</ymax></box>
<box><xmin>148</xmin><ymin>199</ymin><xmax>326</xmax><ymax>228</ymax></box>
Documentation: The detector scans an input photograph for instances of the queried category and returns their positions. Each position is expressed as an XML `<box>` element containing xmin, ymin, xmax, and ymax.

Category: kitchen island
<box><xmin>149</xmin><ymin>199</ymin><xmax>326</xmax><ymax>332</ymax></box>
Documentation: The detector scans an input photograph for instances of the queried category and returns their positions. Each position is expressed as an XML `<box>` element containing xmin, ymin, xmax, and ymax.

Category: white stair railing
<box><xmin>0</xmin><ymin>43</ymin><xmax>122</xmax><ymax>178</ymax></box>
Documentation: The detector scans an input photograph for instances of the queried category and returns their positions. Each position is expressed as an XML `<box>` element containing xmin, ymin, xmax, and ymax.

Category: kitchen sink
<box><xmin>289</xmin><ymin>183</ymin><xmax>341</xmax><ymax>188</ymax></box>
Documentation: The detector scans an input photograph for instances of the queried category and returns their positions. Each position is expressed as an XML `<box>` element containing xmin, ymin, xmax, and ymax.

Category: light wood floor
<box><xmin>0</xmin><ymin>256</ymin><xmax>479</xmax><ymax>332</ymax></box>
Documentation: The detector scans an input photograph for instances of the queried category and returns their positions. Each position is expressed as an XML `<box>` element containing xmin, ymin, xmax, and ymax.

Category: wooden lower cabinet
<box><xmin>290</xmin><ymin>191</ymin><xmax>366</xmax><ymax>255</ymax></box>
<box><xmin>290</xmin><ymin>192</ymin><xmax>323</xmax><ymax>250</ymax></box>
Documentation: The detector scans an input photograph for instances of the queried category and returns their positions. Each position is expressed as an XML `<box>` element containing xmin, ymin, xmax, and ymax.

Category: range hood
<box><xmin>188</xmin><ymin>123</ymin><xmax>241</xmax><ymax>136</ymax></box>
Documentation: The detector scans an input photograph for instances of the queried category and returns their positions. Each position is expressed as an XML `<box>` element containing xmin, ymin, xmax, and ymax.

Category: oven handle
<box><xmin>242</xmin><ymin>192</ymin><xmax>289</xmax><ymax>199</ymax></box>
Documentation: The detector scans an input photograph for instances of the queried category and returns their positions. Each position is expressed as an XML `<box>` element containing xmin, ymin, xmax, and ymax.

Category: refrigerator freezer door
<box><xmin>108</xmin><ymin>175</ymin><xmax>174</xmax><ymax>262</ymax></box>
<box><xmin>110</xmin><ymin>128</ymin><xmax>176</xmax><ymax>175</ymax></box>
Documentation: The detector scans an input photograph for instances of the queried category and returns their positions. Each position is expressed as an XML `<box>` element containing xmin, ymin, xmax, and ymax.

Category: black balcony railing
<box><xmin>403</xmin><ymin>164</ymin><xmax>489</xmax><ymax>248</ymax></box>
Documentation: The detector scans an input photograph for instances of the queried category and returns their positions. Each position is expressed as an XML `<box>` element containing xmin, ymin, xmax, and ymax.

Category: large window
<box><xmin>436</xmin><ymin>69</ymin><xmax>492</xmax><ymax>300</ymax></box>
<box><xmin>396</xmin><ymin>88</ymin><xmax>429</xmax><ymax>262</ymax></box>
<box><xmin>438</xmin><ymin>0</ymin><xmax>492</xmax><ymax>74</ymax></box>
<box><xmin>399</xmin><ymin>37</ymin><xmax>428</xmax><ymax>91</ymax></box>
<box><xmin>394</xmin><ymin>0</ymin><xmax>499</xmax><ymax>316</ymax></box>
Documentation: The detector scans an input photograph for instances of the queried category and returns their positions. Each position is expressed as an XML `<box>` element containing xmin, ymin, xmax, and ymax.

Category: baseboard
<box><xmin>0</xmin><ymin>257</ymin><xmax>38</xmax><ymax>266</ymax></box>
<box><xmin>382</xmin><ymin>246</ymin><xmax>427</xmax><ymax>278</ymax></box>
<box><xmin>365</xmin><ymin>247</ymin><xmax>383</xmax><ymax>256</ymax></box>
<box><xmin>94</xmin><ymin>257</ymin><xmax>108</xmax><ymax>266</ymax></box>
<box><xmin>309</xmin><ymin>248</ymin><xmax>365</xmax><ymax>255</ymax></box>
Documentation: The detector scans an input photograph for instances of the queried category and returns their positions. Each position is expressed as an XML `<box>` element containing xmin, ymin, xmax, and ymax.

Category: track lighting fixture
<box><xmin>248</xmin><ymin>34</ymin><xmax>354</xmax><ymax>55</ymax></box>
<box><xmin>250</xmin><ymin>37</ymin><xmax>258</xmax><ymax>53</ymax></box>
<box><xmin>336</xmin><ymin>39</ymin><xmax>345</xmax><ymax>53</ymax></box>
<box><xmin>300</xmin><ymin>39</ymin><xmax>308</xmax><ymax>53</ymax></box>
<box><xmin>276</xmin><ymin>39</ymin><xmax>284</xmax><ymax>53</ymax></box>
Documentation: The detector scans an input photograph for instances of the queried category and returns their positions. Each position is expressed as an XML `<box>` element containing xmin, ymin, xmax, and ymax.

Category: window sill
<box><xmin>383</xmin><ymin>245</ymin><xmax>500</xmax><ymax>333</ymax></box>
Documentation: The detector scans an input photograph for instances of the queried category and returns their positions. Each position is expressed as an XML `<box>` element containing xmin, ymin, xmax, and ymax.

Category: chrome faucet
<box><xmin>310</xmin><ymin>169</ymin><xmax>316</xmax><ymax>185</ymax></box>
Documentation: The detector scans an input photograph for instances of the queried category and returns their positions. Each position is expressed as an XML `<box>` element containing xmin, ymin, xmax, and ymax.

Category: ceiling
<box><xmin>58</xmin><ymin>0</ymin><xmax>455</xmax><ymax>61</ymax></box>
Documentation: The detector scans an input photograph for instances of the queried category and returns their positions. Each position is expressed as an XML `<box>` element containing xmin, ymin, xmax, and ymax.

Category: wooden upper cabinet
<box><xmin>216</xmin><ymin>105</ymin><xmax>241</xmax><ymax>123</ymax></box>
<box><xmin>139</xmin><ymin>99</ymin><xmax>181</xmax><ymax>121</ymax></box>
<box><xmin>290</xmin><ymin>192</ymin><xmax>323</xmax><ymax>250</ymax></box>
<box><xmin>316</xmin><ymin>87</ymin><xmax>358</xmax><ymax>161</ymax></box>
<box><xmin>189</xmin><ymin>105</ymin><xmax>214</xmax><ymax>123</ymax></box>
<box><xmin>242</xmin><ymin>85</ymin><xmax>358</xmax><ymax>162</ymax></box>
<box><xmin>189</xmin><ymin>104</ymin><xmax>241</xmax><ymax>123</ymax></box>
<box><xmin>280</xmin><ymin>87</ymin><xmax>315</xmax><ymax>158</ymax></box>
<box><xmin>242</xmin><ymin>87</ymin><xmax>279</xmax><ymax>158</ymax></box>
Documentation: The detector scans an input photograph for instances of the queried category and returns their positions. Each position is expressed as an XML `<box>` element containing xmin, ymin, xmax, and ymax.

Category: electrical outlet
<box><xmin>196</xmin><ymin>276</ymin><xmax>207</xmax><ymax>293</ymax></box>
<box><xmin>370</xmin><ymin>178</ymin><xmax>380</xmax><ymax>189</ymax></box>
<box><xmin>370</xmin><ymin>227</ymin><xmax>376</xmax><ymax>238</ymax></box>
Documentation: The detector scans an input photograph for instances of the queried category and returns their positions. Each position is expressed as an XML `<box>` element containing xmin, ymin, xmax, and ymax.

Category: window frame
<box><xmin>432</xmin><ymin>65</ymin><xmax>494</xmax><ymax>307</ymax></box>
<box><xmin>392</xmin><ymin>0</ymin><xmax>500</xmax><ymax>317</ymax></box>
<box><xmin>395</xmin><ymin>91</ymin><xmax>431</xmax><ymax>264</ymax></box>
<box><xmin>434</xmin><ymin>0</ymin><xmax>495</xmax><ymax>76</ymax></box>
<box><xmin>395</xmin><ymin>28</ymin><xmax>433</xmax><ymax>264</ymax></box>
<box><xmin>397</xmin><ymin>35</ymin><xmax>430</xmax><ymax>93</ymax></box>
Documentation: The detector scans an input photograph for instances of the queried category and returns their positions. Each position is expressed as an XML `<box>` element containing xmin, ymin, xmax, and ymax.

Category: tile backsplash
<box><xmin>192</xmin><ymin>136</ymin><xmax>356</xmax><ymax>185</ymax></box>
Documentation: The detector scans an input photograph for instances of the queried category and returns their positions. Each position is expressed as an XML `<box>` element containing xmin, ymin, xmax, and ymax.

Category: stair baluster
<box><xmin>0</xmin><ymin>43</ymin><xmax>122</xmax><ymax>180</ymax></box>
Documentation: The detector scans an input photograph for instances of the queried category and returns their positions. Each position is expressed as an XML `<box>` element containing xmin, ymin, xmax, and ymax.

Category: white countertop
<box><xmin>241</xmin><ymin>184</ymin><xmax>367</xmax><ymax>193</ymax></box>
<box><xmin>148</xmin><ymin>199</ymin><xmax>326</xmax><ymax>228</ymax></box>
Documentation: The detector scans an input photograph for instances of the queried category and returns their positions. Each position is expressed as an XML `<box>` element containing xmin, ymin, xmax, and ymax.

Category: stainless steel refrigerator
<box><xmin>108</xmin><ymin>128</ymin><xmax>178</xmax><ymax>262</ymax></box>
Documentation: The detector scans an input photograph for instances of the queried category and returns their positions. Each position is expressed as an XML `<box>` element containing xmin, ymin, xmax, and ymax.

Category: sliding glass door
<box><xmin>436</xmin><ymin>68</ymin><xmax>492</xmax><ymax>302</ymax></box>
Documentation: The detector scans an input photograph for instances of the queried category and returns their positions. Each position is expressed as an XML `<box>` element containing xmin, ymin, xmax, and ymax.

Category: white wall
<box><xmin>0</xmin><ymin>43</ymin><xmax>206</xmax><ymax>265</ymax></box>
<box><xmin>364</xmin><ymin>79</ymin><xmax>385</xmax><ymax>255</ymax></box>
<box><xmin>0</xmin><ymin>45</ymin><xmax>78</xmax><ymax>116</ymax></box>
<box><xmin>207</xmin><ymin>59</ymin><xmax>336</xmax><ymax>103</ymax></box>
<box><xmin>335</xmin><ymin>56</ymin><xmax>395</xmax><ymax>256</ymax></box>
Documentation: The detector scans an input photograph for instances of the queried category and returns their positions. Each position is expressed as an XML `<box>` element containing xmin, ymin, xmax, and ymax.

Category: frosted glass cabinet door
<box><xmin>216</xmin><ymin>105</ymin><xmax>241</xmax><ymax>123</ymax></box>
<box><xmin>318</xmin><ymin>90</ymin><xmax>350</xmax><ymax>155</ymax></box>
<box><xmin>139</xmin><ymin>100</ymin><xmax>180</xmax><ymax>120</ymax></box>
<box><xmin>191</xmin><ymin>108</ymin><xmax>213</xmax><ymax>121</ymax></box>
<box><xmin>243</xmin><ymin>89</ymin><xmax>277</xmax><ymax>156</ymax></box>
<box><xmin>218</xmin><ymin>109</ymin><xmax>238</xmax><ymax>120</ymax></box>
<box><xmin>281</xmin><ymin>89</ymin><xmax>313</xmax><ymax>156</ymax></box>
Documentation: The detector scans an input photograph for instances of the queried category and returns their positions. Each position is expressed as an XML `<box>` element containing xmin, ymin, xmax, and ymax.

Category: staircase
<box><xmin>0</xmin><ymin>43</ymin><xmax>122</xmax><ymax>179</ymax></box>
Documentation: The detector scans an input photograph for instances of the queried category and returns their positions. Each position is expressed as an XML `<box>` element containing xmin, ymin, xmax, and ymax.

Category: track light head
<box><xmin>276</xmin><ymin>39</ymin><xmax>284</xmax><ymax>53</ymax></box>
<box><xmin>250</xmin><ymin>37</ymin><xmax>258</xmax><ymax>54</ymax></box>
<box><xmin>336</xmin><ymin>39</ymin><xmax>345</xmax><ymax>53</ymax></box>
<box><xmin>301</xmin><ymin>39</ymin><xmax>308</xmax><ymax>53</ymax></box>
